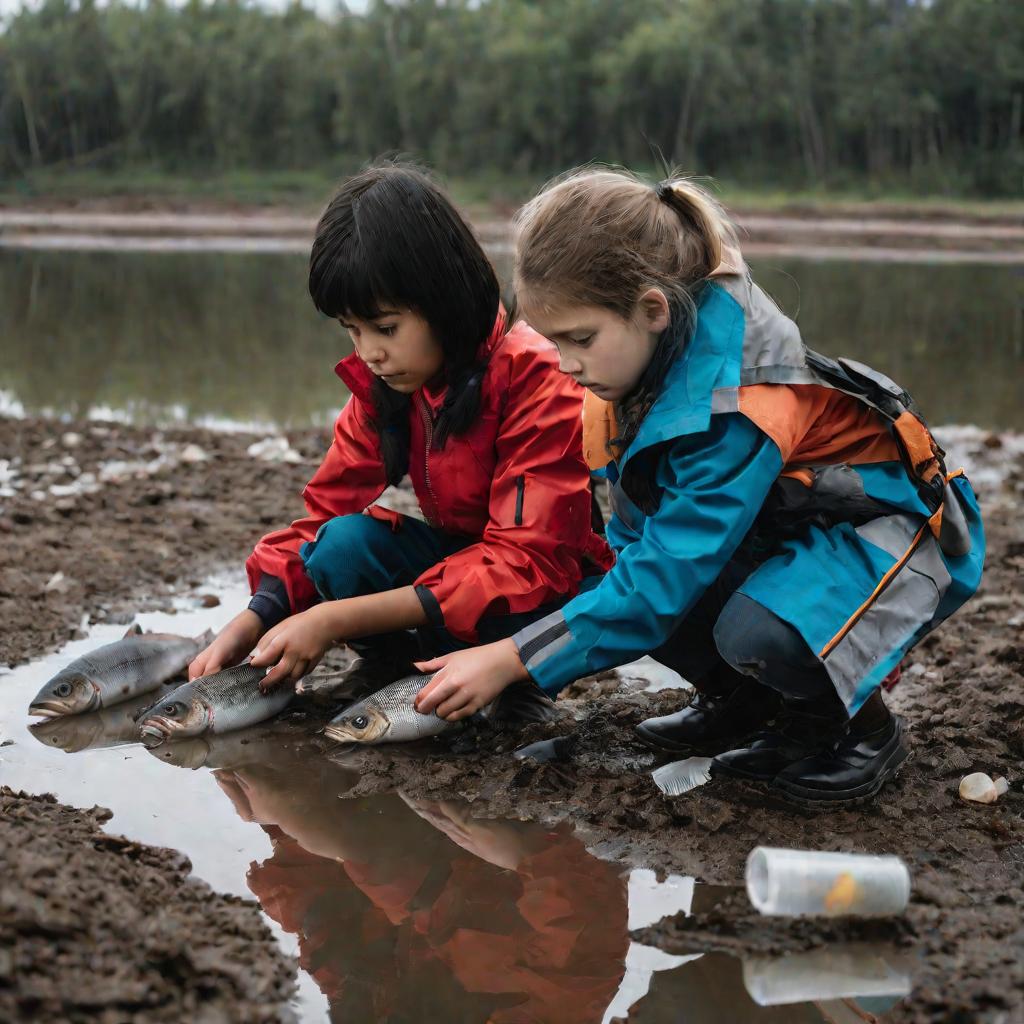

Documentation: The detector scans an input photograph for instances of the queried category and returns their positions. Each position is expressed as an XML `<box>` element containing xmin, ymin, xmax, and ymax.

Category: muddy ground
<box><xmin>1</xmin><ymin>413</ymin><xmax>1022</xmax><ymax>1023</ymax></box>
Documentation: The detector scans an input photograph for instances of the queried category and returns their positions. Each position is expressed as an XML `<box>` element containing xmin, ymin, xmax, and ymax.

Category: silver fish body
<box><xmin>137</xmin><ymin>663</ymin><xmax>293</xmax><ymax>743</ymax></box>
<box><xmin>29</xmin><ymin>626</ymin><xmax>214</xmax><ymax>717</ymax></box>
<box><xmin>325</xmin><ymin>673</ymin><xmax>489</xmax><ymax>746</ymax></box>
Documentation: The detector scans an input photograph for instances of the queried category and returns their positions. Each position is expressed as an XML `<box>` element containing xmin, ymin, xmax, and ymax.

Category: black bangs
<box><xmin>308</xmin><ymin>164</ymin><xmax>500</xmax><ymax>351</ymax></box>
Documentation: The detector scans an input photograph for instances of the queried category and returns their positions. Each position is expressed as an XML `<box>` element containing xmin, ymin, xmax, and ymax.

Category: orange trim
<box><xmin>893</xmin><ymin>410</ymin><xmax>942</xmax><ymax>482</ymax></box>
<box><xmin>780</xmin><ymin>467</ymin><xmax>815</xmax><ymax>487</ymax></box>
<box><xmin>819</xmin><ymin>522</ymin><xmax>928</xmax><ymax>659</ymax></box>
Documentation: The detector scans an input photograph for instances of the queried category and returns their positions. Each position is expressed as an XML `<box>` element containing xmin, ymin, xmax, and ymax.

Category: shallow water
<box><xmin>1</xmin><ymin>248</ymin><xmax>1021</xmax><ymax>430</ymax></box>
<box><xmin>0</xmin><ymin>574</ymin><xmax>917</xmax><ymax>1021</ymax></box>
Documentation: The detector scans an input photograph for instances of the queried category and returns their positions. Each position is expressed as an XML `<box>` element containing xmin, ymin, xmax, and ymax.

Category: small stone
<box><xmin>61</xmin><ymin>432</ymin><xmax>82</xmax><ymax>448</ymax></box>
<box><xmin>199</xmin><ymin>594</ymin><xmax>221</xmax><ymax>608</ymax></box>
<box><xmin>982</xmin><ymin>433</ymin><xmax>1003</xmax><ymax>449</ymax></box>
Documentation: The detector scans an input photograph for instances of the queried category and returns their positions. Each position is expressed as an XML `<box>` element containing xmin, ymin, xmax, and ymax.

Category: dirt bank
<box><xmin>1</xmin><ymin>412</ymin><xmax>1022</xmax><ymax>1022</ymax></box>
<box><xmin>0</xmin><ymin>788</ymin><xmax>296</xmax><ymax>1023</ymax></box>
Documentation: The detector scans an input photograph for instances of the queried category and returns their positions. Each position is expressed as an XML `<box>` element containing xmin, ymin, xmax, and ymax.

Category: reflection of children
<box><xmin>221</xmin><ymin>764</ymin><xmax>629</xmax><ymax>1023</ymax></box>
<box><xmin>417</xmin><ymin>168</ymin><xmax>985</xmax><ymax>805</ymax></box>
<box><xmin>190</xmin><ymin>164</ymin><xmax>610</xmax><ymax>694</ymax></box>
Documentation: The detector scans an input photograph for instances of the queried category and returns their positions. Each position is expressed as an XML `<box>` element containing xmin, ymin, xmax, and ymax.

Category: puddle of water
<box><xmin>0</xmin><ymin>573</ymin><xmax>915</xmax><ymax>1022</ymax></box>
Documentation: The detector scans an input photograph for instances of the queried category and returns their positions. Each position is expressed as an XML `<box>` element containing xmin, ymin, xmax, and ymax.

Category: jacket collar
<box><xmin>334</xmin><ymin>308</ymin><xmax>506</xmax><ymax>411</ymax></box>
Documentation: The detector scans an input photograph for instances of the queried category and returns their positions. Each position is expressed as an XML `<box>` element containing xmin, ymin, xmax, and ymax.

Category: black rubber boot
<box><xmin>772</xmin><ymin>695</ymin><xmax>909</xmax><ymax>805</ymax></box>
<box><xmin>712</xmin><ymin>700</ymin><xmax>847</xmax><ymax>782</ymax></box>
<box><xmin>635</xmin><ymin>676</ymin><xmax>781</xmax><ymax>756</ymax></box>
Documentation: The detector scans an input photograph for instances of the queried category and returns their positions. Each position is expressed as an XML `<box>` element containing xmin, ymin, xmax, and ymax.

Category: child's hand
<box><xmin>189</xmin><ymin>610</ymin><xmax>263</xmax><ymax>680</ymax></box>
<box><xmin>250</xmin><ymin>606</ymin><xmax>337</xmax><ymax>691</ymax></box>
<box><xmin>414</xmin><ymin>639</ymin><xmax>530</xmax><ymax>721</ymax></box>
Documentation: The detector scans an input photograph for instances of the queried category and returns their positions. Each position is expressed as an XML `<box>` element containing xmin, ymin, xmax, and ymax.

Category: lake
<box><xmin>1</xmin><ymin>249</ymin><xmax>1021</xmax><ymax>430</ymax></box>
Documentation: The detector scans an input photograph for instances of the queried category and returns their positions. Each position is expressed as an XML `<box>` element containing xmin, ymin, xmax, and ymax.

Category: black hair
<box><xmin>309</xmin><ymin>162</ymin><xmax>501</xmax><ymax>484</ymax></box>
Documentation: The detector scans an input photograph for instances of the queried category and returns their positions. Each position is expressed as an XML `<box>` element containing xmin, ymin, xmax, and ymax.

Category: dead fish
<box><xmin>324</xmin><ymin>674</ymin><xmax>557</xmax><ymax>746</ymax></box>
<box><xmin>29</xmin><ymin>625</ymin><xmax>214</xmax><ymax>718</ymax></box>
<box><xmin>137</xmin><ymin>663</ymin><xmax>293</xmax><ymax>744</ymax></box>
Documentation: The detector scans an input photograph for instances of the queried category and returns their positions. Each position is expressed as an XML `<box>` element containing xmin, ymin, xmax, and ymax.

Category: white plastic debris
<box><xmin>958</xmin><ymin>772</ymin><xmax>1009</xmax><ymax>805</ymax></box>
<box><xmin>246</xmin><ymin>436</ymin><xmax>302</xmax><ymax>463</ymax></box>
<box><xmin>44</xmin><ymin>571</ymin><xmax>67</xmax><ymax>592</ymax></box>
<box><xmin>746</xmin><ymin>846</ymin><xmax>911</xmax><ymax>918</ymax></box>
<box><xmin>651</xmin><ymin>757</ymin><xmax>714</xmax><ymax>796</ymax></box>
<box><xmin>179</xmin><ymin>443</ymin><xmax>210</xmax><ymax>464</ymax></box>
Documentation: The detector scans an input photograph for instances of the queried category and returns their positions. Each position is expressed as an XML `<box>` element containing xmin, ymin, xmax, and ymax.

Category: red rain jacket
<box><xmin>245</xmin><ymin>317</ymin><xmax>612</xmax><ymax>641</ymax></box>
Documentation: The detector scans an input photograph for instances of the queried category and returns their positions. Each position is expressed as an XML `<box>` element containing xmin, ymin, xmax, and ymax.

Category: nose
<box><xmin>557</xmin><ymin>350</ymin><xmax>583</xmax><ymax>377</ymax></box>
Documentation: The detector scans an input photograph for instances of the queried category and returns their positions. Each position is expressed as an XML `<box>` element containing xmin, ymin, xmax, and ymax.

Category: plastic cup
<box><xmin>745</xmin><ymin>846</ymin><xmax>911</xmax><ymax>917</ymax></box>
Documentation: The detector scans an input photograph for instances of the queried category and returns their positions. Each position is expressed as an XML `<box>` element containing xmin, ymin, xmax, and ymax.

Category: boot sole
<box><xmin>771</xmin><ymin>742</ymin><xmax>911</xmax><ymax>808</ymax></box>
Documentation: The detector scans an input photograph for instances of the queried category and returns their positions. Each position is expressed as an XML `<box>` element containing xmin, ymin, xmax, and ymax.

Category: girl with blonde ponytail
<box><xmin>416</xmin><ymin>166</ymin><xmax>984</xmax><ymax>808</ymax></box>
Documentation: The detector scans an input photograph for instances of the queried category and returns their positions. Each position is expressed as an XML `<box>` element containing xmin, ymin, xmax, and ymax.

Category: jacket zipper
<box><xmin>514</xmin><ymin>474</ymin><xmax>525</xmax><ymax>526</ymax></box>
<box><xmin>416</xmin><ymin>394</ymin><xmax>442</xmax><ymax>527</ymax></box>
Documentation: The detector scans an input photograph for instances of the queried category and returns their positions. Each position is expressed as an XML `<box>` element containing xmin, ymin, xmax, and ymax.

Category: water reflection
<box><xmin>198</xmin><ymin>746</ymin><xmax>631</xmax><ymax>1023</ymax></box>
<box><xmin>1</xmin><ymin>248</ymin><xmax>1021</xmax><ymax>430</ymax></box>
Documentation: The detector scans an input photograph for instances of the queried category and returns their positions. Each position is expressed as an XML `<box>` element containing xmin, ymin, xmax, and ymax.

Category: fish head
<box><xmin>138</xmin><ymin>696</ymin><xmax>211</xmax><ymax>746</ymax></box>
<box><xmin>29</xmin><ymin>669</ymin><xmax>100</xmax><ymax>717</ymax></box>
<box><xmin>323</xmin><ymin>700</ymin><xmax>391</xmax><ymax>745</ymax></box>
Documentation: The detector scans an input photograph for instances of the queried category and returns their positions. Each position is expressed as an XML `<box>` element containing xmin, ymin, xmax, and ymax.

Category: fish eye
<box><xmin>352</xmin><ymin>715</ymin><xmax>369</xmax><ymax>730</ymax></box>
<box><xmin>162</xmin><ymin>704</ymin><xmax>179</xmax><ymax>717</ymax></box>
<box><xmin>55</xmin><ymin>682</ymin><xmax>73</xmax><ymax>697</ymax></box>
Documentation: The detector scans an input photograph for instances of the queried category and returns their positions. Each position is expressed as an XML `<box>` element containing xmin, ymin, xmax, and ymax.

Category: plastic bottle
<box><xmin>745</xmin><ymin>846</ymin><xmax>911</xmax><ymax>917</ymax></box>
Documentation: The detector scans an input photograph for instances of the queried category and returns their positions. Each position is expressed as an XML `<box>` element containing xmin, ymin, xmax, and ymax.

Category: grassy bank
<box><xmin>3</xmin><ymin>167</ymin><xmax>1023</xmax><ymax>224</ymax></box>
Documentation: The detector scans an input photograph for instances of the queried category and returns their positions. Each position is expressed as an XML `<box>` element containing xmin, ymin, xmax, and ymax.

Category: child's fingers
<box><xmin>259</xmin><ymin>654</ymin><xmax>295</xmax><ymax>692</ymax></box>
<box><xmin>435</xmin><ymin>689</ymin><xmax>473</xmax><ymax>721</ymax></box>
<box><xmin>414</xmin><ymin>656</ymin><xmax>451</xmax><ymax>674</ymax></box>
<box><xmin>414</xmin><ymin>672</ymin><xmax>449</xmax><ymax>712</ymax></box>
<box><xmin>249</xmin><ymin>637</ymin><xmax>282</xmax><ymax>668</ymax></box>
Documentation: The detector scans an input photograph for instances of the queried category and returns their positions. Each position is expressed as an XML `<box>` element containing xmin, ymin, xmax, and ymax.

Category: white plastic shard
<box><xmin>959</xmin><ymin>772</ymin><xmax>1010</xmax><ymax>804</ymax></box>
<box><xmin>651</xmin><ymin>756</ymin><xmax>714</xmax><ymax>796</ymax></box>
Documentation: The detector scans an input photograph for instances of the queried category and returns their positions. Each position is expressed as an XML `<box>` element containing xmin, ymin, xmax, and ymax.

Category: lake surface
<box><xmin>1</xmin><ymin>249</ymin><xmax>1021</xmax><ymax>431</ymax></box>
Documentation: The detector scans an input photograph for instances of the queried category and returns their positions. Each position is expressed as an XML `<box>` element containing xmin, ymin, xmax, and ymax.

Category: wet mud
<box><xmin>0</xmin><ymin>787</ymin><xmax>295</xmax><ymax>1023</ymax></box>
<box><xmin>1</xmin><ymin>413</ymin><xmax>1022</xmax><ymax>1022</ymax></box>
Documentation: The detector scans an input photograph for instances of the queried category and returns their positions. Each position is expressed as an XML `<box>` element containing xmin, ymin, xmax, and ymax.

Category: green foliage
<box><xmin>1</xmin><ymin>0</ymin><xmax>1021</xmax><ymax>195</ymax></box>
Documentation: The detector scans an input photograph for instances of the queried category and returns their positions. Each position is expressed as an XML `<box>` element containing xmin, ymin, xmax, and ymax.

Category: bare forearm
<box><xmin>318</xmin><ymin>585</ymin><xmax>428</xmax><ymax>640</ymax></box>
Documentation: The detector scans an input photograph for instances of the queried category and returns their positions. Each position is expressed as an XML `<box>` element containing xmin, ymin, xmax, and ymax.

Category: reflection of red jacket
<box><xmin>246</xmin><ymin>317</ymin><xmax>612</xmax><ymax>640</ymax></box>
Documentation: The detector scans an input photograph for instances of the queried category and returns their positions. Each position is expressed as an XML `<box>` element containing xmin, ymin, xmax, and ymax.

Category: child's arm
<box><xmin>250</xmin><ymin>586</ymin><xmax>428</xmax><ymax>690</ymax></box>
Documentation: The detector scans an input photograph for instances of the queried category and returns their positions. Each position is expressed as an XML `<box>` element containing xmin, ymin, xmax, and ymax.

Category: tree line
<box><xmin>1</xmin><ymin>0</ymin><xmax>1021</xmax><ymax>196</ymax></box>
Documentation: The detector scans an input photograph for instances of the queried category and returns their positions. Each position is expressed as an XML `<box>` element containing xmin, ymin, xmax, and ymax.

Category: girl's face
<box><xmin>340</xmin><ymin>308</ymin><xmax>445</xmax><ymax>393</ymax></box>
<box><xmin>524</xmin><ymin>289</ymin><xmax>670</xmax><ymax>402</ymax></box>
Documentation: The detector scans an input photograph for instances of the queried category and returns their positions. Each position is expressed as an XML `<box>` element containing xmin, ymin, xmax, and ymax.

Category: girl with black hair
<box><xmin>190</xmin><ymin>164</ymin><xmax>611</xmax><ymax>694</ymax></box>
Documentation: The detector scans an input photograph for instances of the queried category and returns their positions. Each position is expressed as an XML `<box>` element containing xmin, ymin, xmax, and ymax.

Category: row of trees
<box><xmin>1</xmin><ymin>0</ymin><xmax>1021</xmax><ymax>195</ymax></box>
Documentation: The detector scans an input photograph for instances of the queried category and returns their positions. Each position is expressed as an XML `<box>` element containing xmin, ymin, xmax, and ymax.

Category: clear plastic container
<box><xmin>743</xmin><ymin>943</ymin><xmax>912</xmax><ymax>1005</ymax></box>
<box><xmin>745</xmin><ymin>846</ymin><xmax>911</xmax><ymax>917</ymax></box>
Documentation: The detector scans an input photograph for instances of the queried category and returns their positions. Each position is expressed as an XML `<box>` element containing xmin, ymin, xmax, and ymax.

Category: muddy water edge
<box><xmin>1</xmin><ymin>414</ymin><xmax>1022</xmax><ymax>1023</ymax></box>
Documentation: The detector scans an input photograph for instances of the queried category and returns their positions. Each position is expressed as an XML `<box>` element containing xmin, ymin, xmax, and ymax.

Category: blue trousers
<box><xmin>300</xmin><ymin>513</ymin><xmax>567</xmax><ymax>657</ymax></box>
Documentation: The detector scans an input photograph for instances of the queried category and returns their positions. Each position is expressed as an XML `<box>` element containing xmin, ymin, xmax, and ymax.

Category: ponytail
<box><xmin>654</xmin><ymin>179</ymin><xmax>728</xmax><ymax>282</ymax></box>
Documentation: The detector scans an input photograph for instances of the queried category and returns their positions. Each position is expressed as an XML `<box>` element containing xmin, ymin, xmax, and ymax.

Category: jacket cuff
<box><xmin>248</xmin><ymin>573</ymin><xmax>291</xmax><ymax>631</ymax></box>
<box><xmin>415</xmin><ymin>584</ymin><xmax>445</xmax><ymax>628</ymax></box>
<box><xmin>512</xmin><ymin>610</ymin><xmax>590</xmax><ymax>695</ymax></box>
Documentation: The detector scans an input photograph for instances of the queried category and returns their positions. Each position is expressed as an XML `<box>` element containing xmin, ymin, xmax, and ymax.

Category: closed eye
<box><xmin>567</xmin><ymin>334</ymin><xmax>594</xmax><ymax>348</ymax></box>
<box><xmin>375</xmin><ymin>324</ymin><xmax>397</xmax><ymax>337</ymax></box>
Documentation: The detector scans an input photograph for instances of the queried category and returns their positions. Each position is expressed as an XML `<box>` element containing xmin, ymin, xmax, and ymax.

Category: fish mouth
<box><xmin>139</xmin><ymin>705</ymin><xmax>211</xmax><ymax>746</ymax></box>
<box><xmin>28</xmin><ymin>703</ymin><xmax>68</xmax><ymax>718</ymax></box>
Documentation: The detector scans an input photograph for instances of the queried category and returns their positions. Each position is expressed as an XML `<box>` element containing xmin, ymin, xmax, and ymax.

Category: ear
<box><xmin>637</xmin><ymin>288</ymin><xmax>671</xmax><ymax>333</ymax></box>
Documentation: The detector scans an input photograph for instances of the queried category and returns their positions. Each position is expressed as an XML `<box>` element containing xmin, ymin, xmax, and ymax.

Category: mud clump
<box><xmin>0</xmin><ymin>787</ymin><xmax>296</xmax><ymax>1023</ymax></box>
